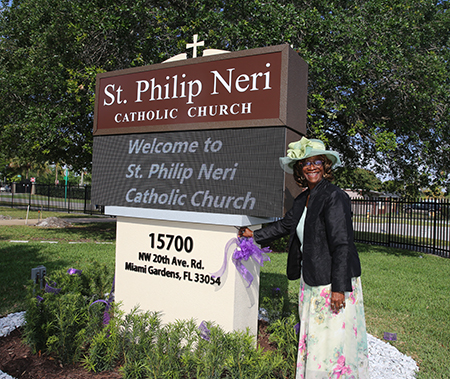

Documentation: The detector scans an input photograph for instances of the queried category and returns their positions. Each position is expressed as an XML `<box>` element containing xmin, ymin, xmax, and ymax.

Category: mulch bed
<box><xmin>0</xmin><ymin>328</ymin><xmax>121</xmax><ymax>379</ymax></box>
<box><xmin>0</xmin><ymin>321</ymin><xmax>275</xmax><ymax>379</ymax></box>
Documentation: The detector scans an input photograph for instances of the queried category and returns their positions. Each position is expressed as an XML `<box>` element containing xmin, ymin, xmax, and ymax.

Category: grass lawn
<box><xmin>358</xmin><ymin>244</ymin><xmax>450</xmax><ymax>379</ymax></box>
<box><xmin>262</xmin><ymin>246</ymin><xmax>450</xmax><ymax>379</ymax></box>
<box><xmin>0</xmin><ymin>207</ymin><xmax>105</xmax><ymax>220</ymax></box>
<box><xmin>0</xmin><ymin>206</ymin><xmax>449</xmax><ymax>378</ymax></box>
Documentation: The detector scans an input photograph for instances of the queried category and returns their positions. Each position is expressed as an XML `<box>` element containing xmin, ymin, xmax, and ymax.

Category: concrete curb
<box><xmin>0</xmin><ymin>219</ymin><xmax>39</xmax><ymax>226</ymax></box>
<box><xmin>0</xmin><ymin>217</ymin><xmax>116</xmax><ymax>226</ymax></box>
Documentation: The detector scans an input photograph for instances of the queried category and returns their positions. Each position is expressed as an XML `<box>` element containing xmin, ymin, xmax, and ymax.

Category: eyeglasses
<box><xmin>301</xmin><ymin>160</ymin><xmax>324</xmax><ymax>168</ymax></box>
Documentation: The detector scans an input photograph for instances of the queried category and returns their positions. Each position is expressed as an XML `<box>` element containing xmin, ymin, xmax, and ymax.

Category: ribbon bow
<box><xmin>44</xmin><ymin>281</ymin><xmax>62</xmax><ymax>294</ymax></box>
<box><xmin>67</xmin><ymin>268</ymin><xmax>83</xmax><ymax>276</ymax></box>
<box><xmin>211</xmin><ymin>237</ymin><xmax>271</xmax><ymax>287</ymax></box>
<box><xmin>286</xmin><ymin>138</ymin><xmax>314</xmax><ymax>160</ymax></box>
<box><xmin>90</xmin><ymin>276</ymin><xmax>115</xmax><ymax>325</ymax></box>
<box><xmin>198</xmin><ymin>321</ymin><xmax>211</xmax><ymax>341</ymax></box>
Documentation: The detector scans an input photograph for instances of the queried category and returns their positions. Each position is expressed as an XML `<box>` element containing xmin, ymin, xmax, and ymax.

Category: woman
<box><xmin>240</xmin><ymin>137</ymin><xmax>369</xmax><ymax>378</ymax></box>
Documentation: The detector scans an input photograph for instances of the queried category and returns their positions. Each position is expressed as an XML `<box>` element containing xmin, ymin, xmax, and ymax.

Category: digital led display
<box><xmin>91</xmin><ymin>127</ymin><xmax>287</xmax><ymax>218</ymax></box>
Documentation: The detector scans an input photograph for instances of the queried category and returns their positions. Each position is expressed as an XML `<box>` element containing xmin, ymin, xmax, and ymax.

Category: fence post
<box><xmin>84</xmin><ymin>186</ymin><xmax>88</xmax><ymax>214</ymax></box>
<box><xmin>68</xmin><ymin>185</ymin><xmax>71</xmax><ymax>214</ymax></box>
<box><xmin>388</xmin><ymin>197</ymin><xmax>392</xmax><ymax>247</ymax></box>
<box><xmin>28</xmin><ymin>183</ymin><xmax>32</xmax><ymax>208</ymax></box>
<box><xmin>10</xmin><ymin>183</ymin><xmax>14</xmax><ymax>207</ymax></box>
<box><xmin>433</xmin><ymin>198</ymin><xmax>437</xmax><ymax>255</ymax></box>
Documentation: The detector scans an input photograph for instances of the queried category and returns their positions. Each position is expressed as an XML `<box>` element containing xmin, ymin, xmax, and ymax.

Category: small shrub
<box><xmin>23</xmin><ymin>262</ymin><xmax>114</xmax><ymax>364</ymax></box>
<box><xmin>24</xmin><ymin>264</ymin><xmax>301</xmax><ymax>377</ymax></box>
<box><xmin>120</xmin><ymin>308</ymin><xmax>162</xmax><ymax>378</ymax></box>
<box><xmin>82</xmin><ymin>304</ymin><xmax>124</xmax><ymax>372</ymax></box>
<box><xmin>222</xmin><ymin>330</ymin><xmax>281</xmax><ymax>378</ymax></box>
<box><xmin>268</xmin><ymin>314</ymin><xmax>300</xmax><ymax>378</ymax></box>
<box><xmin>260</xmin><ymin>286</ymin><xmax>290</xmax><ymax>323</ymax></box>
<box><xmin>262</xmin><ymin>235</ymin><xmax>289</xmax><ymax>253</ymax></box>
<box><xmin>261</xmin><ymin>287</ymin><xmax>286</xmax><ymax>323</ymax></box>
<box><xmin>84</xmin><ymin>311</ymin><xmax>292</xmax><ymax>379</ymax></box>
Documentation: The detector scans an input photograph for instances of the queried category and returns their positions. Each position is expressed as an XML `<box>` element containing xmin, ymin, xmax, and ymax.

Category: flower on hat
<box><xmin>286</xmin><ymin>138</ymin><xmax>315</xmax><ymax>160</ymax></box>
<box><xmin>279</xmin><ymin>136</ymin><xmax>341</xmax><ymax>174</ymax></box>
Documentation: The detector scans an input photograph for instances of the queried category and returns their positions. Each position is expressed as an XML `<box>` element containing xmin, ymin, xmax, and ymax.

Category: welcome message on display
<box><xmin>91</xmin><ymin>128</ymin><xmax>285</xmax><ymax>218</ymax></box>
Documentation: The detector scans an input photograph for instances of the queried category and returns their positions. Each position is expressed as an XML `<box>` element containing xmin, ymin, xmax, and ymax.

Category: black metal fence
<box><xmin>351</xmin><ymin>198</ymin><xmax>450</xmax><ymax>258</ymax></box>
<box><xmin>1</xmin><ymin>183</ymin><xmax>449</xmax><ymax>258</ymax></box>
<box><xmin>0</xmin><ymin>182</ymin><xmax>103</xmax><ymax>215</ymax></box>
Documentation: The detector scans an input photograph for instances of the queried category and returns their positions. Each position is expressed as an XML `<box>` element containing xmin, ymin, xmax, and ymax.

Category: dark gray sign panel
<box><xmin>91</xmin><ymin>127</ymin><xmax>286</xmax><ymax>218</ymax></box>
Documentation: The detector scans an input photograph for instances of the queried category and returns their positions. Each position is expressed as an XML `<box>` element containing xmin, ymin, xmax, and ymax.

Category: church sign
<box><xmin>92</xmin><ymin>44</ymin><xmax>307</xmax><ymax>218</ymax></box>
<box><xmin>94</xmin><ymin>44</ymin><xmax>307</xmax><ymax>136</ymax></box>
<box><xmin>92</xmin><ymin>40</ymin><xmax>308</xmax><ymax>335</ymax></box>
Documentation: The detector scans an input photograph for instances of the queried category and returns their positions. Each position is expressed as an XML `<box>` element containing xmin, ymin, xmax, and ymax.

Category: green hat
<box><xmin>279</xmin><ymin>137</ymin><xmax>341</xmax><ymax>174</ymax></box>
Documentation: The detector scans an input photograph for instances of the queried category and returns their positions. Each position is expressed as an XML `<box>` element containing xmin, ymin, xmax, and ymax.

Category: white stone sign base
<box><xmin>114</xmin><ymin>215</ymin><xmax>264</xmax><ymax>336</ymax></box>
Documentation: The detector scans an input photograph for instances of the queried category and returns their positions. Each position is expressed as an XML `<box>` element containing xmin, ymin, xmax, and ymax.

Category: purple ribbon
<box><xmin>43</xmin><ymin>267</ymin><xmax>82</xmax><ymax>295</ymax></box>
<box><xmin>211</xmin><ymin>238</ymin><xmax>238</xmax><ymax>279</ymax></box>
<box><xmin>67</xmin><ymin>268</ymin><xmax>82</xmax><ymax>276</ymax></box>
<box><xmin>38</xmin><ymin>268</ymin><xmax>115</xmax><ymax>326</ymax></box>
<box><xmin>90</xmin><ymin>299</ymin><xmax>111</xmax><ymax>325</ymax></box>
<box><xmin>199</xmin><ymin>321</ymin><xmax>211</xmax><ymax>341</ymax></box>
<box><xmin>45</xmin><ymin>281</ymin><xmax>62</xmax><ymax>294</ymax></box>
<box><xmin>272</xmin><ymin>287</ymin><xmax>281</xmax><ymax>296</ymax></box>
<box><xmin>89</xmin><ymin>276</ymin><xmax>115</xmax><ymax>326</ymax></box>
<box><xmin>211</xmin><ymin>237</ymin><xmax>271</xmax><ymax>287</ymax></box>
<box><xmin>384</xmin><ymin>332</ymin><xmax>397</xmax><ymax>341</ymax></box>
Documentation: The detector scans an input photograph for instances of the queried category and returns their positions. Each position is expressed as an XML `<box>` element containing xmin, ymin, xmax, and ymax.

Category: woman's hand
<box><xmin>330</xmin><ymin>291</ymin><xmax>346</xmax><ymax>313</ymax></box>
<box><xmin>238</xmin><ymin>227</ymin><xmax>253</xmax><ymax>238</ymax></box>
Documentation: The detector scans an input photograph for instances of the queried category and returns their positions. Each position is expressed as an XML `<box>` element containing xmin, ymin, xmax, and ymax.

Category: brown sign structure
<box><xmin>94</xmin><ymin>44</ymin><xmax>307</xmax><ymax>136</ymax></box>
<box><xmin>92</xmin><ymin>44</ymin><xmax>307</xmax><ymax>218</ymax></box>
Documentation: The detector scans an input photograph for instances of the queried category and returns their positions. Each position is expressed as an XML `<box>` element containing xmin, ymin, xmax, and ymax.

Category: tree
<box><xmin>298</xmin><ymin>0</ymin><xmax>450</xmax><ymax>193</ymax></box>
<box><xmin>31</xmin><ymin>164</ymin><xmax>80</xmax><ymax>186</ymax></box>
<box><xmin>334</xmin><ymin>167</ymin><xmax>382</xmax><ymax>196</ymax></box>
<box><xmin>1</xmin><ymin>0</ymin><xmax>449</xmax><ymax>190</ymax></box>
<box><xmin>0</xmin><ymin>0</ymin><xmax>94</xmax><ymax>173</ymax></box>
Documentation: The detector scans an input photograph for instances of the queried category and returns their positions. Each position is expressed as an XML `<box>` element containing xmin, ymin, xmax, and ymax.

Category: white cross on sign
<box><xmin>186</xmin><ymin>34</ymin><xmax>204</xmax><ymax>58</ymax></box>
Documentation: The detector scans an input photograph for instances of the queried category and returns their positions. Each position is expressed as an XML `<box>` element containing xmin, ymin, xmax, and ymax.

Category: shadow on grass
<box><xmin>356</xmin><ymin>242</ymin><xmax>425</xmax><ymax>258</ymax></box>
<box><xmin>0</xmin><ymin>244</ymin><xmax>74</xmax><ymax>315</ymax></box>
<box><xmin>41</xmin><ymin>222</ymin><xmax>117</xmax><ymax>242</ymax></box>
<box><xmin>0</xmin><ymin>222</ymin><xmax>116</xmax><ymax>243</ymax></box>
<box><xmin>259</xmin><ymin>272</ymin><xmax>293</xmax><ymax>315</ymax></box>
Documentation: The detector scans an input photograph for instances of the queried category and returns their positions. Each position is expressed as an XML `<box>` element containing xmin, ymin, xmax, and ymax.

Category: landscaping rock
<box><xmin>35</xmin><ymin>217</ymin><xmax>72</xmax><ymax>228</ymax></box>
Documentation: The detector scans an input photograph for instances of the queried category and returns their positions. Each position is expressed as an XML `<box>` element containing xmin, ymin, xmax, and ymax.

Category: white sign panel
<box><xmin>115</xmin><ymin>217</ymin><xmax>262</xmax><ymax>335</ymax></box>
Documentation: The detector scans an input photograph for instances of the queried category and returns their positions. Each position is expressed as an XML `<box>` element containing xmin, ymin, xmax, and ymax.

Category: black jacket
<box><xmin>253</xmin><ymin>179</ymin><xmax>361</xmax><ymax>292</ymax></box>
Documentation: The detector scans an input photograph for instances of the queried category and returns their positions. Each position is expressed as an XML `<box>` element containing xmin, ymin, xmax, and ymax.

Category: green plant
<box><xmin>150</xmin><ymin>319</ymin><xmax>199</xmax><ymax>379</ymax></box>
<box><xmin>221</xmin><ymin>330</ymin><xmax>281</xmax><ymax>379</ymax></box>
<box><xmin>85</xmin><ymin>311</ymin><xmax>288</xmax><ymax>379</ymax></box>
<box><xmin>45</xmin><ymin>292</ymin><xmax>88</xmax><ymax>363</ymax></box>
<box><xmin>82</xmin><ymin>326</ymin><xmax>120</xmax><ymax>372</ymax></box>
<box><xmin>117</xmin><ymin>308</ymin><xmax>163</xmax><ymax>378</ymax></box>
<box><xmin>267</xmin><ymin>314</ymin><xmax>300</xmax><ymax>378</ymax></box>
<box><xmin>260</xmin><ymin>287</ymin><xmax>288</xmax><ymax>323</ymax></box>
<box><xmin>82</xmin><ymin>304</ymin><xmax>125</xmax><ymax>372</ymax></box>
<box><xmin>23</xmin><ymin>262</ymin><xmax>114</xmax><ymax>364</ymax></box>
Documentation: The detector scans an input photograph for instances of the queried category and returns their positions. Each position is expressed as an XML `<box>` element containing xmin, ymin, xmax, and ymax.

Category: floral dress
<box><xmin>296</xmin><ymin>209</ymin><xmax>369</xmax><ymax>379</ymax></box>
